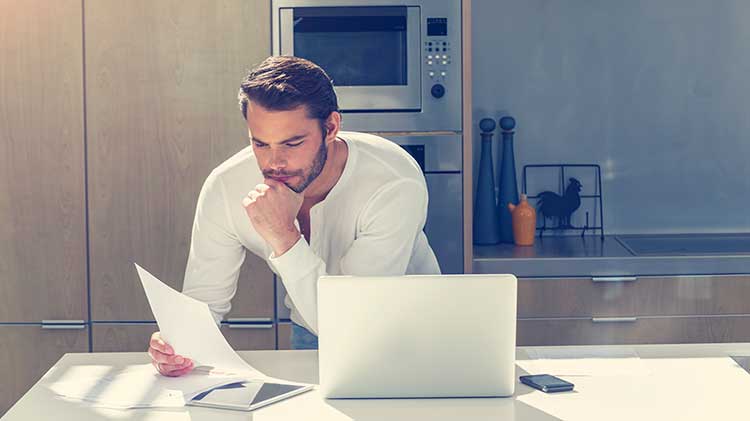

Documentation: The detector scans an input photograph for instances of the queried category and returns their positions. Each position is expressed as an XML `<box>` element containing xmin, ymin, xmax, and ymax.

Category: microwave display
<box><xmin>427</xmin><ymin>18</ymin><xmax>447</xmax><ymax>36</ymax></box>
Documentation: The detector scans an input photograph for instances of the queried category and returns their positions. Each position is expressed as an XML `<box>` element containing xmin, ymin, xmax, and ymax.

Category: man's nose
<box><xmin>268</xmin><ymin>149</ymin><xmax>287</xmax><ymax>170</ymax></box>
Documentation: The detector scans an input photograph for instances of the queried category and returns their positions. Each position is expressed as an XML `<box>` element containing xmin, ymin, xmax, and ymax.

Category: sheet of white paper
<box><xmin>47</xmin><ymin>364</ymin><xmax>244</xmax><ymax>409</ymax></box>
<box><xmin>135</xmin><ymin>263</ymin><xmax>266</xmax><ymax>378</ymax></box>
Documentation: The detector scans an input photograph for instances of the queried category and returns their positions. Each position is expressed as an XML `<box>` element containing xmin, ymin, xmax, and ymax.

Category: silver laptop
<box><xmin>318</xmin><ymin>274</ymin><xmax>517</xmax><ymax>399</ymax></box>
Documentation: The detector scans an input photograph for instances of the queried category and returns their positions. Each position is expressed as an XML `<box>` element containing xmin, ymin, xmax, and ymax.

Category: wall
<box><xmin>472</xmin><ymin>0</ymin><xmax>750</xmax><ymax>234</ymax></box>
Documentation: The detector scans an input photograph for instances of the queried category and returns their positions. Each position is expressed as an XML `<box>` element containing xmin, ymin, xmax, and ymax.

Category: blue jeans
<box><xmin>291</xmin><ymin>322</ymin><xmax>318</xmax><ymax>350</ymax></box>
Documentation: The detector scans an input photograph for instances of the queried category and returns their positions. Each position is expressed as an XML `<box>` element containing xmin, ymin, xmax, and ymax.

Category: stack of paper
<box><xmin>48</xmin><ymin>364</ymin><xmax>245</xmax><ymax>409</ymax></box>
<box><xmin>47</xmin><ymin>263</ymin><xmax>276</xmax><ymax>409</ymax></box>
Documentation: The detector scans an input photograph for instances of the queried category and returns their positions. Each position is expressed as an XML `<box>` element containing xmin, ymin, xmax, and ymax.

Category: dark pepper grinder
<box><xmin>473</xmin><ymin>118</ymin><xmax>501</xmax><ymax>245</ymax></box>
<box><xmin>498</xmin><ymin>116</ymin><xmax>519</xmax><ymax>244</ymax></box>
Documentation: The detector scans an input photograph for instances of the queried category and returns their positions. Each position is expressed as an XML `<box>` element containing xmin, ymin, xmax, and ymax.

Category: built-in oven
<box><xmin>272</xmin><ymin>0</ymin><xmax>462</xmax><ymax>132</ymax></box>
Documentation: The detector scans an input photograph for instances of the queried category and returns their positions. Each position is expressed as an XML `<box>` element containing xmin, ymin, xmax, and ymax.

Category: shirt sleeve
<box><xmin>182</xmin><ymin>171</ymin><xmax>246</xmax><ymax>324</ymax></box>
<box><xmin>268</xmin><ymin>179</ymin><xmax>428</xmax><ymax>334</ymax></box>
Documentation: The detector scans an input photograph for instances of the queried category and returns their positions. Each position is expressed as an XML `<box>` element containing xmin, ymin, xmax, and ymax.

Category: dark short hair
<box><xmin>238</xmin><ymin>56</ymin><xmax>339</xmax><ymax>127</ymax></box>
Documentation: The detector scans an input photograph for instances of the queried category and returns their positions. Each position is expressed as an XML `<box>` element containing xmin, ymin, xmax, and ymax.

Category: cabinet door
<box><xmin>91</xmin><ymin>323</ymin><xmax>157</xmax><ymax>352</ymax></box>
<box><xmin>92</xmin><ymin>323</ymin><xmax>276</xmax><ymax>352</ymax></box>
<box><xmin>221</xmin><ymin>324</ymin><xmax>276</xmax><ymax>351</ymax></box>
<box><xmin>277</xmin><ymin>322</ymin><xmax>293</xmax><ymax>350</ymax></box>
<box><xmin>85</xmin><ymin>0</ymin><xmax>273</xmax><ymax>321</ymax></box>
<box><xmin>0</xmin><ymin>326</ymin><xmax>88</xmax><ymax>416</ymax></box>
<box><xmin>0</xmin><ymin>0</ymin><xmax>86</xmax><ymax>322</ymax></box>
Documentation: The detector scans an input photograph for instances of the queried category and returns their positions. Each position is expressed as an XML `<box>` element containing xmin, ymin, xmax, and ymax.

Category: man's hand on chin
<box><xmin>242</xmin><ymin>179</ymin><xmax>304</xmax><ymax>257</ymax></box>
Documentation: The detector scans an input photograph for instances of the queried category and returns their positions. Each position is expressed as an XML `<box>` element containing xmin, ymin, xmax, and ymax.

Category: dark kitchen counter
<box><xmin>473</xmin><ymin>234</ymin><xmax>750</xmax><ymax>277</ymax></box>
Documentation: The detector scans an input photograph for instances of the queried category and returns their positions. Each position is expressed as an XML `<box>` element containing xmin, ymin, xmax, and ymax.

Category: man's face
<box><xmin>247</xmin><ymin>102</ymin><xmax>328</xmax><ymax>193</ymax></box>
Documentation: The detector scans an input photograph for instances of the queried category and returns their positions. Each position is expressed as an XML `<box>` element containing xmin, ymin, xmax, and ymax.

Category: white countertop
<box><xmin>5</xmin><ymin>343</ymin><xmax>750</xmax><ymax>421</ymax></box>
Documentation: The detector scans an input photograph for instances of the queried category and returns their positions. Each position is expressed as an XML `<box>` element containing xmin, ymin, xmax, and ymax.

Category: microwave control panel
<box><xmin>424</xmin><ymin>17</ymin><xmax>451</xmax><ymax>98</ymax></box>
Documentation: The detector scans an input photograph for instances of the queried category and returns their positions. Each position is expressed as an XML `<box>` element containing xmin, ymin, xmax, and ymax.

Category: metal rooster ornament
<box><xmin>537</xmin><ymin>178</ymin><xmax>582</xmax><ymax>229</ymax></box>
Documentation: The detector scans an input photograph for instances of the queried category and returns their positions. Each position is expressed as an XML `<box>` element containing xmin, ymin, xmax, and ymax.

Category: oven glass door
<box><xmin>279</xmin><ymin>6</ymin><xmax>421</xmax><ymax>111</ymax></box>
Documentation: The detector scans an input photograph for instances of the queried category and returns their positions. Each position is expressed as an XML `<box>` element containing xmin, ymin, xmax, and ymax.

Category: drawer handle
<box><xmin>226</xmin><ymin>318</ymin><xmax>272</xmax><ymax>323</ymax></box>
<box><xmin>591</xmin><ymin>276</ymin><xmax>638</xmax><ymax>283</ymax></box>
<box><xmin>42</xmin><ymin>320</ymin><xmax>86</xmax><ymax>330</ymax></box>
<box><xmin>227</xmin><ymin>323</ymin><xmax>273</xmax><ymax>329</ymax></box>
<box><xmin>591</xmin><ymin>317</ymin><xmax>637</xmax><ymax>323</ymax></box>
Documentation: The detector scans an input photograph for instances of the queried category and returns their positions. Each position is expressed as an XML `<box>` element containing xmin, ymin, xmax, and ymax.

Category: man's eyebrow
<box><xmin>250</xmin><ymin>134</ymin><xmax>307</xmax><ymax>144</ymax></box>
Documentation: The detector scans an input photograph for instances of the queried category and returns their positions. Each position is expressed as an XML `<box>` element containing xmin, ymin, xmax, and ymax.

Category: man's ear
<box><xmin>324</xmin><ymin>111</ymin><xmax>341</xmax><ymax>144</ymax></box>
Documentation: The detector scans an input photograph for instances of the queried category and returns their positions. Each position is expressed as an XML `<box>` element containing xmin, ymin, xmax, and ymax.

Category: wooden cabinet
<box><xmin>518</xmin><ymin>276</ymin><xmax>636</xmax><ymax>318</ymax></box>
<box><xmin>1</xmin><ymin>1</ymin><xmax>87</xmax><ymax>414</ymax></box>
<box><xmin>92</xmin><ymin>322</ymin><xmax>275</xmax><ymax>352</ymax></box>
<box><xmin>91</xmin><ymin>323</ymin><xmax>157</xmax><ymax>352</ymax></box>
<box><xmin>0</xmin><ymin>0</ymin><xmax>86</xmax><ymax>323</ymax></box>
<box><xmin>0</xmin><ymin>326</ymin><xmax>88</xmax><ymax>416</ymax></box>
<box><xmin>2</xmin><ymin>0</ymin><xmax>277</xmax><ymax>413</ymax></box>
<box><xmin>518</xmin><ymin>316</ymin><xmax>750</xmax><ymax>346</ymax></box>
<box><xmin>222</xmin><ymin>323</ymin><xmax>276</xmax><ymax>351</ymax></box>
<box><xmin>277</xmin><ymin>323</ymin><xmax>293</xmax><ymax>350</ymax></box>
<box><xmin>517</xmin><ymin>275</ymin><xmax>750</xmax><ymax>346</ymax></box>
<box><xmin>631</xmin><ymin>275</ymin><xmax>750</xmax><ymax>316</ymax></box>
<box><xmin>84</xmin><ymin>0</ymin><xmax>274</xmax><ymax>322</ymax></box>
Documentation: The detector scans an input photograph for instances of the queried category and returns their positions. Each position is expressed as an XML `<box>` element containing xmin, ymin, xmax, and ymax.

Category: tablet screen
<box><xmin>191</xmin><ymin>381</ymin><xmax>308</xmax><ymax>410</ymax></box>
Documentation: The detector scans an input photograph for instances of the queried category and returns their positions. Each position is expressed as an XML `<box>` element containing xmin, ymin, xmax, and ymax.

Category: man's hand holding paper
<box><xmin>148</xmin><ymin>331</ymin><xmax>194</xmax><ymax>377</ymax></box>
<box><xmin>135</xmin><ymin>263</ymin><xmax>266</xmax><ymax>379</ymax></box>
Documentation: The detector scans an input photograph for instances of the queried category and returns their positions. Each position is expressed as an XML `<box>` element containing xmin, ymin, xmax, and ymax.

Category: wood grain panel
<box><xmin>518</xmin><ymin>277</ymin><xmax>636</xmax><ymax>318</ymax></box>
<box><xmin>0</xmin><ymin>326</ymin><xmax>88</xmax><ymax>416</ymax></box>
<box><xmin>518</xmin><ymin>316</ymin><xmax>750</xmax><ymax>346</ymax></box>
<box><xmin>222</xmin><ymin>325</ymin><xmax>276</xmax><ymax>351</ymax></box>
<box><xmin>277</xmin><ymin>322</ymin><xmax>292</xmax><ymax>350</ymax></box>
<box><xmin>91</xmin><ymin>323</ymin><xmax>156</xmax><ymax>352</ymax></box>
<box><xmin>92</xmin><ymin>323</ymin><xmax>275</xmax><ymax>352</ymax></box>
<box><xmin>0</xmin><ymin>0</ymin><xmax>86</xmax><ymax>322</ymax></box>
<box><xmin>85</xmin><ymin>0</ymin><xmax>273</xmax><ymax>321</ymax></box>
<box><xmin>519</xmin><ymin>275</ymin><xmax>750</xmax><ymax>319</ymax></box>
<box><xmin>633</xmin><ymin>275</ymin><xmax>750</xmax><ymax>316</ymax></box>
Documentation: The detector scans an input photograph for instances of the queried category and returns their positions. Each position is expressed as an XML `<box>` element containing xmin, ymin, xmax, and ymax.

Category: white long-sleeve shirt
<box><xmin>182</xmin><ymin>131</ymin><xmax>441</xmax><ymax>334</ymax></box>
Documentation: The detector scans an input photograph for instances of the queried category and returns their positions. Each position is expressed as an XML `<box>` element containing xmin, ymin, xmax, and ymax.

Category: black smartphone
<box><xmin>519</xmin><ymin>374</ymin><xmax>574</xmax><ymax>393</ymax></box>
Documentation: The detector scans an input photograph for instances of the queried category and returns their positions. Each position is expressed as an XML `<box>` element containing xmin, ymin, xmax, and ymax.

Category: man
<box><xmin>148</xmin><ymin>56</ymin><xmax>440</xmax><ymax>376</ymax></box>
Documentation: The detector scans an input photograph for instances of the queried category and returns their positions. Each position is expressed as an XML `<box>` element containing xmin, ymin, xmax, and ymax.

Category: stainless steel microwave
<box><xmin>272</xmin><ymin>0</ymin><xmax>462</xmax><ymax>132</ymax></box>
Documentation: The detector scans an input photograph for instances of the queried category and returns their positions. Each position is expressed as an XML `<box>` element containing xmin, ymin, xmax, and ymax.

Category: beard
<box><xmin>263</xmin><ymin>136</ymin><xmax>328</xmax><ymax>193</ymax></box>
<box><xmin>291</xmin><ymin>138</ymin><xmax>327</xmax><ymax>193</ymax></box>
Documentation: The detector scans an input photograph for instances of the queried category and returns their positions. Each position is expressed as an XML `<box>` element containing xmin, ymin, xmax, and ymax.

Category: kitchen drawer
<box><xmin>518</xmin><ymin>276</ymin><xmax>637</xmax><ymax>318</ymax></box>
<box><xmin>517</xmin><ymin>315</ymin><xmax>750</xmax><ymax>346</ymax></box>
<box><xmin>633</xmin><ymin>274</ymin><xmax>750</xmax><ymax>316</ymax></box>
<box><xmin>518</xmin><ymin>274</ymin><xmax>750</xmax><ymax>318</ymax></box>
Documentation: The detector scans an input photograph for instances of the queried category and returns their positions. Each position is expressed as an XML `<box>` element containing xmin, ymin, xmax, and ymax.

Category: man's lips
<box><xmin>267</xmin><ymin>175</ymin><xmax>294</xmax><ymax>183</ymax></box>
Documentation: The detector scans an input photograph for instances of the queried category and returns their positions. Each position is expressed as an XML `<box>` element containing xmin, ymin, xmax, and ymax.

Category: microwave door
<box><xmin>279</xmin><ymin>6</ymin><xmax>421</xmax><ymax>112</ymax></box>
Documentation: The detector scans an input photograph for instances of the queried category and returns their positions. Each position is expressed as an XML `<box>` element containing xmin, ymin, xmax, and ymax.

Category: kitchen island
<box><xmin>473</xmin><ymin>233</ymin><xmax>750</xmax><ymax>346</ymax></box>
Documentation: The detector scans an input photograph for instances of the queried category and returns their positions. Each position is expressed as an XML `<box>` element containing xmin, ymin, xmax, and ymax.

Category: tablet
<box><xmin>188</xmin><ymin>381</ymin><xmax>313</xmax><ymax>411</ymax></box>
